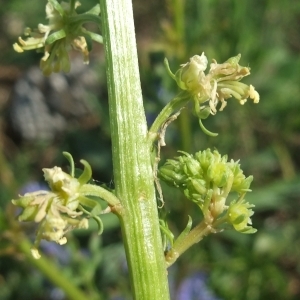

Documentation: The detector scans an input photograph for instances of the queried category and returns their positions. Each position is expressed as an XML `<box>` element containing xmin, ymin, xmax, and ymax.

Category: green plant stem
<box><xmin>165</xmin><ymin>218</ymin><xmax>221</xmax><ymax>268</ymax></box>
<box><xmin>178</xmin><ymin>109</ymin><xmax>192</xmax><ymax>151</ymax></box>
<box><xmin>148</xmin><ymin>92</ymin><xmax>190</xmax><ymax>143</ymax></box>
<box><xmin>17</xmin><ymin>238</ymin><xmax>87</xmax><ymax>300</ymax></box>
<box><xmin>69</xmin><ymin>0</ymin><xmax>76</xmax><ymax>14</ymax></box>
<box><xmin>173</xmin><ymin>0</ymin><xmax>186</xmax><ymax>57</ymax></box>
<box><xmin>68</xmin><ymin>14</ymin><xmax>101</xmax><ymax>27</ymax></box>
<box><xmin>80</xmin><ymin>183</ymin><xmax>120</xmax><ymax>206</ymax></box>
<box><xmin>99</xmin><ymin>0</ymin><xmax>170</xmax><ymax>299</ymax></box>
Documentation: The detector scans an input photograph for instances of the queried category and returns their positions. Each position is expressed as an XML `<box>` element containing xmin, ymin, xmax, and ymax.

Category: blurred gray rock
<box><xmin>9</xmin><ymin>58</ymin><xmax>101</xmax><ymax>142</ymax></box>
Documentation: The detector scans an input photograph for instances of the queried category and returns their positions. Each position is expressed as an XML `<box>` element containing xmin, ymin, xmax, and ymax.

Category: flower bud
<box><xmin>189</xmin><ymin>178</ymin><xmax>207</xmax><ymax>196</ymax></box>
<box><xmin>227</xmin><ymin>200</ymin><xmax>256</xmax><ymax>233</ymax></box>
<box><xmin>207</xmin><ymin>162</ymin><xmax>232</xmax><ymax>187</ymax></box>
<box><xmin>175</xmin><ymin>54</ymin><xmax>208</xmax><ymax>92</ymax></box>
<box><xmin>229</xmin><ymin>162</ymin><xmax>253</xmax><ymax>193</ymax></box>
<box><xmin>184</xmin><ymin>159</ymin><xmax>202</xmax><ymax>177</ymax></box>
<box><xmin>183</xmin><ymin>188</ymin><xmax>205</xmax><ymax>205</ymax></box>
<box><xmin>234</xmin><ymin>175</ymin><xmax>253</xmax><ymax>193</ymax></box>
<box><xmin>195</xmin><ymin>149</ymin><xmax>214</xmax><ymax>172</ymax></box>
<box><xmin>159</xmin><ymin>165</ymin><xmax>187</xmax><ymax>187</ymax></box>
<box><xmin>159</xmin><ymin>149</ymin><xmax>255</xmax><ymax>222</ymax></box>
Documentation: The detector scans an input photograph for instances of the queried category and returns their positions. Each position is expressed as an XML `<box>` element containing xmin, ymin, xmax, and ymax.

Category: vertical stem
<box><xmin>173</xmin><ymin>0</ymin><xmax>186</xmax><ymax>47</ymax></box>
<box><xmin>171</xmin><ymin>0</ymin><xmax>192</xmax><ymax>152</ymax></box>
<box><xmin>100</xmin><ymin>0</ymin><xmax>170</xmax><ymax>299</ymax></box>
<box><xmin>179</xmin><ymin>109</ymin><xmax>192</xmax><ymax>152</ymax></box>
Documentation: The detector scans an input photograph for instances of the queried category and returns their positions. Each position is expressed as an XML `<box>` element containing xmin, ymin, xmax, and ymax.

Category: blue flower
<box><xmin>176</xmin><ymin>272</ymin><xmax>221</xmax><ymax>300</ymax></box>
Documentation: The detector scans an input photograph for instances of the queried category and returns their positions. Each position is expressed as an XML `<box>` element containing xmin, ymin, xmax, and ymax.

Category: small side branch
<box><xmin>148</xmin><ymin>92</ymin><xmax>191</xmax><ymax>144</ymax></box>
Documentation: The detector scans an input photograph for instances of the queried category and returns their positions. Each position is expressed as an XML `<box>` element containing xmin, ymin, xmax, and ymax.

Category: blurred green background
<box><xmin>1</xmin><ymin>0</ymin><xmax>300</xmax><ymax>299</ymax></box>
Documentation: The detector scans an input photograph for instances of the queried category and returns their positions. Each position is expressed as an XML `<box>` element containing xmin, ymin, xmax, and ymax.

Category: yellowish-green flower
<box><xmin>173</xmin><ymin>53</ymin><xmax>259</xmax><ymax>115</ymax></box>
<box><xmin>12</xmin><ymin>167</ymin><xmax>88</xmax><ymax>259</ymax></box>
<box><xmin>13</xmin><ymin>0</ymin><xmax>102</xmax><ymax>75</ymax></box>
<box><xmin>12</xmin><ymin>152</ymin><xmax>120</xmax><ymax>259</ymax></box>
<box><xmin>227</xmin><ymin>198</ymin><xmax>256</xmax><ymax>234</ymax></box>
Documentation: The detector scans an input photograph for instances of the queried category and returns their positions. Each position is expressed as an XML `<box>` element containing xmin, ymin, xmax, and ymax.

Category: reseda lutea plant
<box><xmin>11</xmin><ymin>0</ymin><xmax>259</xmax><ymax>299</ymax></box>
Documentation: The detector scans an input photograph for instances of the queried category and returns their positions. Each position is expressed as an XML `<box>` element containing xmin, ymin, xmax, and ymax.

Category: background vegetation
<box><xmin>0</xmin><ymin>0</ymin><xmax>300</xmax><ymax>299</ymax></box>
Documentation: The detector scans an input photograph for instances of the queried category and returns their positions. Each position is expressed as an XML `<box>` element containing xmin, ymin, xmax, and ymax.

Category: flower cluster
<box><xmin>159</xmin><ymin>149</ymin><xmax>256</xmax><ymax>233</ymax></box>
<box><xmin>12</xmin><ymin>153</ymin><xmax>106</xmax><ymax>259</ymax></box>
<box><xmin>13</xmin><ymin>0</ymin><xmax>102</xmax><ymax>75</ymax></box>
<box><xmin>173</xmin><ymin>53</ymin><xmax>259</xmax><ymax>116</ymax></box>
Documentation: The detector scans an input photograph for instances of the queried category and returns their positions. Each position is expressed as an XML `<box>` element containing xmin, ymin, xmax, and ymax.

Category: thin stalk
<box><xmin>17</xmin><ymin>238</ymin><xmax>87</xmax><ymax>300</ymax></box>
<box><xmin>99</xmin><ymin>0</ymin><xmax>170</xmax><ymax>299</ymax></box>
<box><xmin>80</xmin><ymin>183</ymin><xmax>120</xmax><ymax>206</ymax></box>
<box><xmin>148</xmin><ymin>92</ymin><xmax>190</xmax><ymax>143</ymax></box>
<box><xmin>178</xmin><ymin>109</ymin><xmax>192</xmax><ymax>151</ymax></box>
<box><xmin>69</xmin><ymin>0</ymin><xmax>76</xmax><ymax>14</ymax></box>
<box><xmin>165</xmin><ymin>221</ymin><xmax>209</xmax><ymax>267</ymax></box>
<box><xmin>165</xmin><ymin>217</ymin><xmax>225</xmax><ymax>268</ymax></box>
